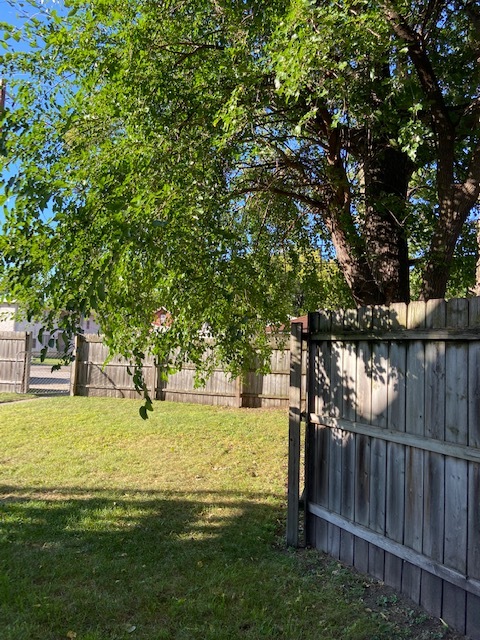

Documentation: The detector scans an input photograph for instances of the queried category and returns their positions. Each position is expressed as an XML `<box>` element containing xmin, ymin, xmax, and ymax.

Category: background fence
<box><xmin>72</xmin><ymin>334</ymin><xmax>304</xmax><ymax>408</ymax></box>
<box><xmin>288</xmin><ymin>297</ymin><xmax>480</xmax><ymax>639</ymax></box>
<box><xmin>0</xmin><ymin>331</ymin><xmax>32</xmax><ymax>393</ymax></box>
<box><xmin>70</xmin><ymin>335</ymin><xmax>156</xmax><ymax>399</ymax></box>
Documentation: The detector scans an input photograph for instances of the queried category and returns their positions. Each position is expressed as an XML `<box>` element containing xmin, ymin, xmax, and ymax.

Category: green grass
<box><xmin>31</xmin><ymin>357</ymin><xmax>64</xmax><ymax>366</ymax></box>
<box><xmin>0</xmin><ymin>393</ymin><xmax>36</xmax><ymax>404</ymax></box>
<box><xmin>0</xmin><ymin>398</ymin><xmax>456</xmax><ymax>640</ymax></box>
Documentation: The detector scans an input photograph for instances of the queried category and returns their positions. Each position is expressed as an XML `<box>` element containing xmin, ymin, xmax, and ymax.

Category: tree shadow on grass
<box><xmin>0</xmin><ymin>485</ymin><xmax>320</xmax><ymax>640</ymax></box>
<box><xmin>0</xmin><ymin>484</ymin><xmax>412</xmax><ymax>640</ymax></box>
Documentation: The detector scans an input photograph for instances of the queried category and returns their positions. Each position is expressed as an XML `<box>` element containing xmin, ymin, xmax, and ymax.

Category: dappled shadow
<box><xmin>0</xmin><ymin>484</ymin><xmax>294</xmax><ymax>639</ymax></box>
<box><xmin>309</xmin><ymin>305</ymin><xmax>411</xmax><ymax>428</ymax></box>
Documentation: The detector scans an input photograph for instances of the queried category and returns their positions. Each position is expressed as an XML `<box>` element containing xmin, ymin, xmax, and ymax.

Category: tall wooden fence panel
<box><xmin>73</xmin><ymin>335</ymin><xmax>304</xmax><ymax>408</ymax></box>
<box><xmin>292</xmin><ymin>298</ymin><xmax>480</xmax><ymax>638</ymax></box>
<box><xmin>242</xmin><ymin>343</ymin><xmax>293</xmax><ymax>408</ymax></box>
<box><xmin>157</xmin><ymin>338</ymin><xmax>297</xmax><ymax>408</ymax></box>
<box><xmin>0</xmin><ymin>331</ymin><xmax>32</xmax><ymax>393</ymax></box>
<box><xmin>71</xmin><ymin>335</ymin><xmax>156</xmax><ymax>399</ymax></box>
<box><xmin>157</xmin><ymin>364</ymin><xmax>242</xmax><ymax>407</ymax></box>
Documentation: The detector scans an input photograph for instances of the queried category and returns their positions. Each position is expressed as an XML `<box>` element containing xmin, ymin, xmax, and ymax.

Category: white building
<box><xmin>0</xmin><ymin>302</ymin><xmax>100</xmax><ymax>354</ymax></box>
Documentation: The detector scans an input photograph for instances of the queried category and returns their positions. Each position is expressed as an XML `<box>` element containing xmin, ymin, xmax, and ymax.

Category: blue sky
<box><xmin>0</xmin><ymin>1</ymin><xmax>65</xmax><ymax>227</ymax></box>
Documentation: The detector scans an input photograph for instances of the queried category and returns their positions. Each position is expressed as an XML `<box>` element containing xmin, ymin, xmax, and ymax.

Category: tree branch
<box><xmin>456</xmin><ymin>139</ymin><xmax>480</xmax><ymax>218</ymax></box>
<box><xmin>381</xmin><ymin>1</ymin><xmax>455</xmax><ymax>198</ymax></box>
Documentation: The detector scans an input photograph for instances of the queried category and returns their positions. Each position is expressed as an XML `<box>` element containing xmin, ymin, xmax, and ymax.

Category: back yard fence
<box><xmin>0</xmin><ymin>331</ymin><xmax>32</xmax><ymax>394</ymax></box>
<box><xmin>71</xmin><ymin>334</ymin><xmax>306</xmax><ymax>409</ymax></box>
<box><xmin>287</xmin><ymin>297</ymin><xmax>480</xmax><ymax>639</ymax></box>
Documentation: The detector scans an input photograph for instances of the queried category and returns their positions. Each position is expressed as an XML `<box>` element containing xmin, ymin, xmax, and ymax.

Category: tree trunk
<box><xmin>319</xmin><ymin>137</ymin><xmax>388</xmax><ymax>307</ymax></box>
<box><xmin>320</xmin><ymin>142</ymin><xmax>412</xmax><ymax>308</ymax></box>
<box><xmin>474</xmin><ymin>218</ymin><xmax>480</xmax><ymax>297</ymax></box>
<box><xmin>420</xmin><ymin>183</ymin><xmax>480</xmax><ymax>300</ymax></box>
<box><xmin>328</xmin><ymin>221</ymin><xmax>387</xmax><ymax>306</ymax></box>
<box><xmin>363</xmin><ymin>145</ymin><xmax>411</xmax><ymax>304</ymax></box>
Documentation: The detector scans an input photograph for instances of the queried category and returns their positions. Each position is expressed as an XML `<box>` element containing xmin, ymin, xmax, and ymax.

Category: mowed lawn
<box><xmin>0</xmin><ymin>397</ymin><xmax>458</xmax><ymax>640</ymax></box>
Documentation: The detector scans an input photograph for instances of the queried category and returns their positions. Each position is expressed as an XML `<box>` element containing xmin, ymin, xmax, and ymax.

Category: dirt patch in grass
<box><xmin>297</xmin><ymin>550</ymin><xmax>467</xmax><ymax>640</ymax></box>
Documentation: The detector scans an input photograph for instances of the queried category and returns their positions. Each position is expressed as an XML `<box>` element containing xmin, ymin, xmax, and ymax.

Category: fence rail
<box><xmin>288</xmin><ymin>298</ymin><xmax>480</xmax><ymax>639</ymax></box>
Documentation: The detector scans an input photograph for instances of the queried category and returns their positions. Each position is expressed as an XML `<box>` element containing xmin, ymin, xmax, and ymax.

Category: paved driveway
<box><xmin>29</xmin><ymin>363</ymin><xmax>71</xmax><ymax>395</ymax></box>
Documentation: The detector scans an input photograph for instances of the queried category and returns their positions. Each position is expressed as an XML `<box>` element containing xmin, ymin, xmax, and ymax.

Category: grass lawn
<box><xmin>0</xmin><ymin>398</ymin><xmax>463</xmax><ymax>640</ymax></box>
<box><xmin>0</xmin><ymin>393</ymin><xmax>36</xmax><ymax>404</ymax></box>
<box><xmin>31</xmin><ymin>357</ymin><xmax>64</xmax><ymax>366</ymax></box>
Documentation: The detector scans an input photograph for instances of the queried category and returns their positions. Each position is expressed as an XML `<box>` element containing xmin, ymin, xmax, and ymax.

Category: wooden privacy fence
<box><xmin>72</xmin><ymin>334</ymin><xmax>304</xmax><ymax>408</ymax></box>
<box><xmin>0</xmin><ymin>331</ymin><xmax>32</xmax><ymax>393</ymax></box>
<box><xmin>288</xmin><ymin>297</ymin><xmax>480</xmax><ymax>639</ymax></box>
<box><xmin>70</xmin><ymin>335</ymin><xmax>156</xmax><ymax>399</ymax></box>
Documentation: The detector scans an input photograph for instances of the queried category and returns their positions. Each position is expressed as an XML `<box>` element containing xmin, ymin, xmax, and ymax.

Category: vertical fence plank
<box><xmin>402</xmin><ymin>301</ymin><xmax>426</xmax><ymax>604</ymax></box>
<box><xmin>340</xmin><ymin>321</ymin><xmax>357</xmax><ymax>565</ymax></box>
<box><xmin>466</xmin><ymin>593</ymin><xmax>480</xmax><ymax>640</ymax></box>
<box><xmin>327</xmin><ymin>310</ymin><xmax>344</xmax><ymax>558</ymax></box>
<box><xmin>368</xmin><ymin>306</ymin><xmax>388</xmax><ymax>580</ymax></box>
<box><xmin>287</xmin><ymin>322</ymin><xmax>303</xmax><ymax>547</ymax></box>
<box><xmin>387</xmin><ymin>305</ymin><xmax>407</xmax><ymax>432</ymax></box>
<box><xmin>235</xmin><ymin>376</ymin><xmax>243</xmax><ymax>409</ymax></box>
<box><xmin>385</xmin><ymin>440</ymin><xmax>405</xmax><ymax>591</ymax></box>
<box><xmin>353</xmin><ymin>306</ymin><xmax>372</xmax><ymax>574</ymax></box>
<box><xmin>467</xmin><ymin>462</ymin><xmax>480</xmax><ymax>639</ymax></box>
<box><xmin>305</xmin><ymin>313</ymin><xmax>319</xmax><ymax>547</ymax></box>
<box><xmin>384</xmin><ymin>302</ymin><xmax>407</xmax><ymax>591</ymax></box>
<box><xmin>441</xmin><ymin>300</ymin><xmax>468</xmax><ymax>634</ymax></box>
<box><xmin>70</xmin><ymin>334</ymin><xmax>81</xmax><ymax>396</ymax></box>
<box><xmin>339</xmin><ymin>428</ymin><xmax>355</xmax><ymax>565</ymax></box>
<box><xmin>469</xmin><ymin>298</ymin><xmax>480</xmax><ymax>448</ymax></box>
<box><xmin>313</xmin><ymin>311</ymin><xmax>332</xmax><ymax>552</ymax></box>
<box><xmin>22</xmin><ymin>332</ymin><xmax>32</xmax><ymax>394</ymax></box>
<box><xmin>467</xmin><ymin>299</ymin><xmax>480</xmax><ymax>639</ymax></box>
<box><xmin>421</xmin><ymin>299</ymin><xmax>446</xmax><ymax>617</ymax></box>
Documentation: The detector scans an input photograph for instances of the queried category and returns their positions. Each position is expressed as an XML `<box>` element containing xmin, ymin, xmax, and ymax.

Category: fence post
<box><xmin>150</xmin><ymin>357</ymin><xmax>157</xmax><ymax>401</ymax></box>
<box><xmin>235</xmin><ymin>375</ymin><xmax>243</xmax><ymax>408</ymax></box>
<box><xmin>287</xmin><ymin>322</ymin><xmax>303</xmax><ymax>547</ymax></box>
<box><xmin>22</xmin><ymin>332</ymin><xmax>32</xmax><ymax>393</ymax></box>
<box><xmin>70</xmin><ymin>334</ymin><xmax>80</xmax><ymax>397</ymax></box>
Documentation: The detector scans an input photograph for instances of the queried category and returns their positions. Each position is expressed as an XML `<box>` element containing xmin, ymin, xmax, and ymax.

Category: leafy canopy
<box><xmin>1</xmin><ymin>0</ymin><xmax>479</xmax><ymax>385</ymax></box>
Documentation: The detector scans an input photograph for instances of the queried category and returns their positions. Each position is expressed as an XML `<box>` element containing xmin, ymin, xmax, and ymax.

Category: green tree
<box><xmin>0</xmin><ymin>0</ymin><xmax>479</xmax><ymax>373</ymax></box>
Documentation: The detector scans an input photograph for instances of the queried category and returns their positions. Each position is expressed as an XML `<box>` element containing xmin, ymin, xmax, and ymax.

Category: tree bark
<box><xmin>363</xmin><ymin>145</ymin><xmax>411</xmax><ymax>304</ymax></box>
<box><xmin>326</xmin><ymin>213</ymin><xmax>387</xmax><ymax>306</ymax></box>
<box><xmin>320</xmin><ymin>130</ymin><xmax>389</xmax><ymax>306</ymax></box>
<box><xmin>421</xmin><ymin>182</ymin><xmax>480</xmax><ymax>299</ymax></box>
<box><xmin>473</xmin><ymin>218</ymin><xmax>480</xmax><ymax>296</ymax></box>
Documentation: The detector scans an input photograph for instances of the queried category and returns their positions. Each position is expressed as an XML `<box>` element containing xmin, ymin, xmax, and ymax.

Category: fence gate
<box><xmin>288</xmin><ymin>298</ymin><xmax>480</xmax><ymax>640</ymax></box>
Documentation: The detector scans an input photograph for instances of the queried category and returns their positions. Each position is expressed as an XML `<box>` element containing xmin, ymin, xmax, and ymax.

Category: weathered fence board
<box><xmin>72</xmin><ymin>335</ymin><xmax>156</xmax><ymax>399</ymax></box>
<box><xmin>287</xmin><ymin>322</ymin><xmax>303</xmax><ymax>547</ymax></box>
<box><xmin>158</xmin><ymin>365</ymin><xmax>241</xmax><ymax>407</ymax></box>
<box><xmin>292</xmin><ymin>297</ymin><xmax>480</xmax><ymax>639</ymax></box>
<box><xmin>0</xmin><ymin>331</ymin><xmax>32</xmax><ymax>393</ymax></box>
